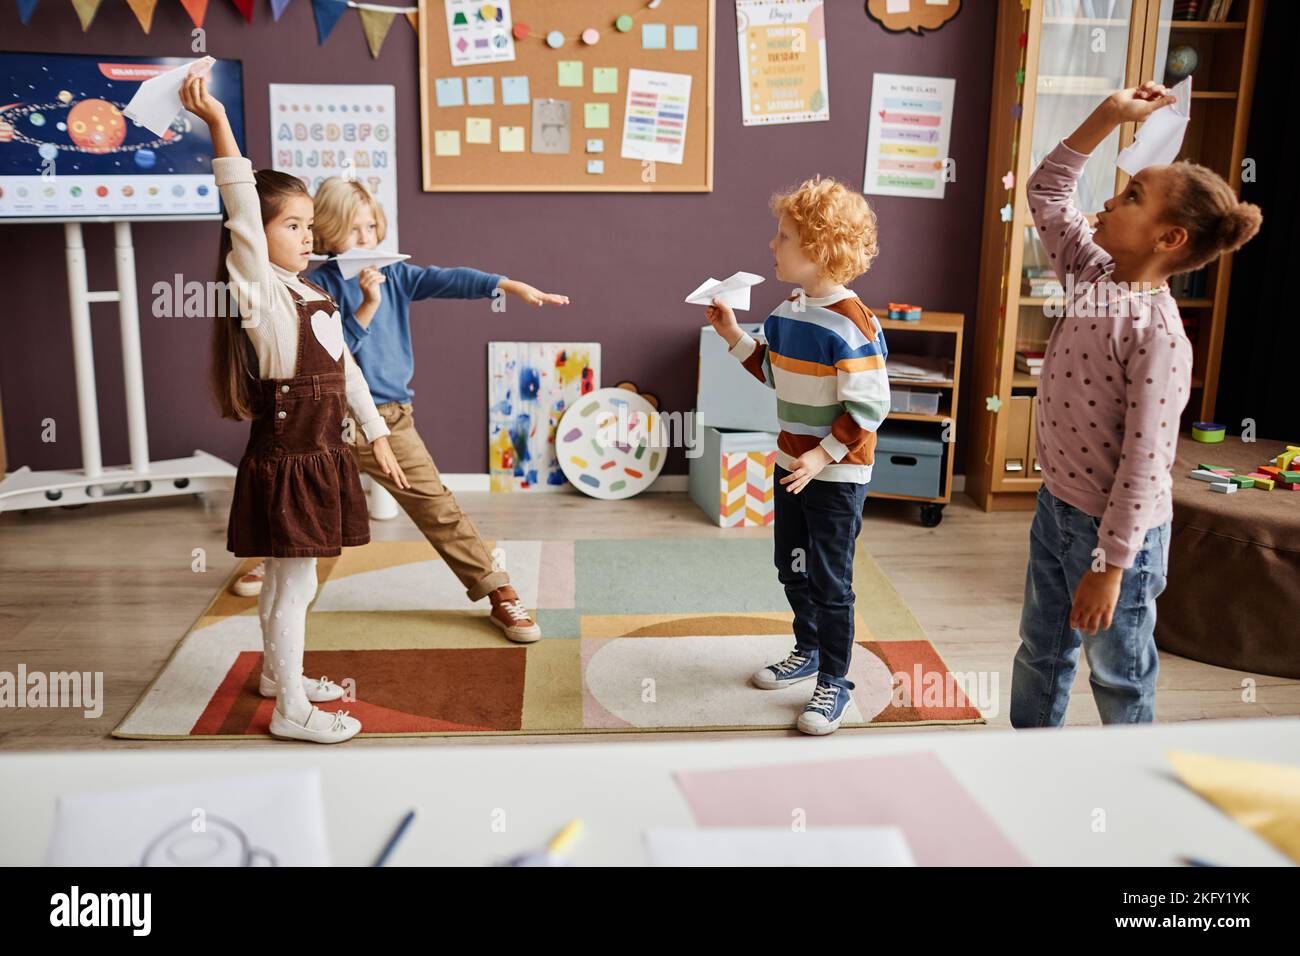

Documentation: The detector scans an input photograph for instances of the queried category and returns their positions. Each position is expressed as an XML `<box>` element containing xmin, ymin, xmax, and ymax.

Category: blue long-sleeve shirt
<box><xmin>309</xmin><ymin>259</ymin><xmax>505</xmax><ymax>405</ymax></box>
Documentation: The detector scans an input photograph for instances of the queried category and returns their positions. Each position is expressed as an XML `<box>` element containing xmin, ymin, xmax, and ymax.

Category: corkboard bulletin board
<box><xmin>418</xmin><ymin>0</ymin><xmax>715</xmax><ymax>192</ymax></box>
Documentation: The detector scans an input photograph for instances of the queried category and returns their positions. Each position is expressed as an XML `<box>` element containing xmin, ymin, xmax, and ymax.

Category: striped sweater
<box><xmin>728</xmin><ymin>289</ymin><xmax>890</xmax><ymax>483</ymax></box>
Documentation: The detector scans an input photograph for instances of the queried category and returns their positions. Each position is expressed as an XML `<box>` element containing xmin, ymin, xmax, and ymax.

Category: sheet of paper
<box><xmin>584</xmin><ymin>103</ymin><xmax>610</xmax><ymax>129</ymax></box>
<box><xmin>467</xmin><ymin>75</ymin><xmax>495</xmax><ymax>106</ymax></box>
<box><xmin>863</xmin><ymin>73</ymin><xmax>957</xmax><ymax>200</ymax></box>
<box><xmin>685</xmin><ymin>271</ymin><xmax>766</xmax><ymax>311</ymax></box>
<box><xmin>271</xmin><ymin>84</ymin><xmax>401</xmax><ymax>248</ymax></box>
<box><xmin>621</xmin><ymin>69</ymin><xmax>691</xmax><ymax>166</ymax></box>
<box><xmin>123</xmin><ymin>56</ymin><xmax>215</xmax><ymax>137</ymax></box>
<box><xmin>1116</xmin><ymin>76</ymin><xmax>1192</xmax><ymax>175</ymax></box>
<box><xmin>673</xmin><ymin>751</ymin><xmax>1028</xmax><ymax>866</ymax></box>
<box><xmin>501</xmin><ymin>75</ymin><xmax>530</xmax><ymax>105</ymax></box>
<box><xmin>642</xmin><ymin>23</ymin><xmax>667</xmax><ymax>49</ymax></box>
<box><xmin>499</xmin><ymin>125</ymin><xmax>525</xmax><ymax>152</ymax></box>
<box><xmin>435</xmin><ymin>129</ymin><xmax>461</xmax><ymax>156</ymax></box>
<box><xmin>558</xmin><ymin>60</ymin><xmax>584</xmax><ymax>88</ymax></box>
<box><xmin>435</xmin><ymin>77</ymin><xmax>465</xmax><ymax>107</ymax></box>
<box><xmin>45</xmin><ymin>770</ymin><xmax>330</xmax><ymax>866</ymax></box>
<box><xmin>587</xmin><ymin>159</ymin><xmax>605</xmax><ymax>175</ymax></box>
<box><xmin>313</xmin><ymin>248</ymin><xmax>411</xmax><ymax>280</ymax></box>
<box><xmin>466</xmin><ymin>116</ymin><xmax>492</xmax><ymax>144</ymax></box>
<box><xmin>531</xmin><ymin>99</ymin><xmax>571</xmax><ymax>154</ymax></box>
<box><xmin>586</xmin><ymin>138</ymin><xmax>605</xmax><ymax>153</ymax></box>
<box><xmin>593</xmin><ymin>68</ymin><xmax>619</xmax><ymax>94</ymax></box>
<box><xmin>737</xmin><ymin>1</ymin><xmax>830</xmax><ymax>126</ymax></box>
<box><xmin>1168</xmin><ymin>750</ymin><xmax>1300</xmax><ymax>864</ymax></box>
<box><xmin>674</xmin><ymin>25</ymin><xmax>699</xmax><ymax>51</ymax></box>
<box><xmin>644</xmin><ymin>827</ymin><xmax>916</xmax><ymax>867</ymax></box>
<box><xmin>444</xmin><ymin>0</ymin><xmax>516</xmax><ymax>67</ymax></box>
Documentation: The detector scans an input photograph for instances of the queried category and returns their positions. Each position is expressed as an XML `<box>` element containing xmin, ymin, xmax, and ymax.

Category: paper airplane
<box><xmin>309</xmin><ymin>248</ymin><xmax>411</xmax><ymax>280</ymax></box>
<box><xmin>123</xmin><ymin>57</ymin><xmax>215</xmax><ymax>138</ymax></box>
<box><xmin>685</xmin><ymin>271</ymin><xmax>765</xmax><ymax>311</ymax></box>
<box><xmin>1116</xmin><ymin>76</ymin><xmax>1192</xmax><ymax>175</ymax></box>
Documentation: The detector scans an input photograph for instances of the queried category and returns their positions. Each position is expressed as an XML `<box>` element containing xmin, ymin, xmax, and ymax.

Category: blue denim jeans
<box><xmin>773</xmin><ymin>465</ymin><xmax>868</xmax><ymax>679</ymax></box>
<box><xmin>1011</xmin><ymin>484</ymin><xmax>1170</xmax><ymax>727</ymax></box>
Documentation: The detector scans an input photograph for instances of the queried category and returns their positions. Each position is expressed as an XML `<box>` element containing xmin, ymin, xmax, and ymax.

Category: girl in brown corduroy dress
<box><xmin>182</xmin><ymin>73</ymin><xmax>410</xmax><ymax>744</ymax></box>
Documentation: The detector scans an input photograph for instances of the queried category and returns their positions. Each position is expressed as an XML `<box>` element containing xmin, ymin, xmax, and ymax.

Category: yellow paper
<box><xmin>593</xmin><ymin>67</ymin><xmax>619</xmax><ymax>94</ymax></box>
<box><xmin>1168</xmin><ymin>750</ymin><xmax>1300</xmax><ymax>864</ymax></box>
<box><xmin>558</xmin><ymin>61</ymin><xmax>583</xmax><ymax>87</ymax></box>
<box><xmin>466</xmin><ymin>117</ymin><xmax>492</xmax><ymax>144</ymax></box>
<box><xmin>434</xmin><ymin>130</ymin><xmax>461</xmax><ymax>156</ymax></box>
<box><xmin>584</xmin><ymin>103</ymin><xmax>610</xmax><ymax>129</ymax></box>
<box><xmin>499</xmin><ymin>125</ymin><xmax>525</xmax><ymax>153</ymax></box>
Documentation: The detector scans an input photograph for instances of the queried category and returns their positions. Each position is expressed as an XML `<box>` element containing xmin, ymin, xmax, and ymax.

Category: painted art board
<box><xmin>419</xmin><ymin>0</ymin><xmax>716</xmax><ymax>191</ymax></box>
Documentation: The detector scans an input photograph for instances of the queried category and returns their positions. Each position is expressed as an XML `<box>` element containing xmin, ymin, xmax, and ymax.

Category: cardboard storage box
<box><xmin>689</xmin><ymin>426</ymin><xmax>778</xmax><ymax>527</ymax></box>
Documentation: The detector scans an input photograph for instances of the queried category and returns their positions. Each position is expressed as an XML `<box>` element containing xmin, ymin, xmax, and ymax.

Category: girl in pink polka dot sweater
<box><xmin>1011</xmin><ymin>83</ymin><xmax>1262</xmax><ymax>728</ymax></box>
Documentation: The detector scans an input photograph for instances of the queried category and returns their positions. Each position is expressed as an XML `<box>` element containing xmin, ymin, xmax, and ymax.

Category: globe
<box><xmin>1167</xmin><ymin>45</ymin><xmax>1199</xmax><ymax>81</ymax></box>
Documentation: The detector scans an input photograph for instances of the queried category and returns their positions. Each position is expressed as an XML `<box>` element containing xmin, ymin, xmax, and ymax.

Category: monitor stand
<box><xmin>0</xmin><ymin>221</ymin><xmax>237</xmax><ymax>513</ymax></box>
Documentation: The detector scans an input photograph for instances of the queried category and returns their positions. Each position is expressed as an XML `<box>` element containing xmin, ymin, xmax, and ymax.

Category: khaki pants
<box><xmin>350</xmin><ymin>402</ymin><xmax>508</xmax><ymax>601</ymax></box>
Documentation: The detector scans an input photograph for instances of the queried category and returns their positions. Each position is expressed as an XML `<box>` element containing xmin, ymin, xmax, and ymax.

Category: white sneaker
<box><xmin>259</xmin><ymin>673</ymin><xmax>345</xmax><ymax>702</ymax></box>
<box><xmin>231</xmin><ymin>561</ymin><xmax>266</xmax><ymax>597</ymax></box>
<box><xmin>268</xmin><ymin>706</ymin><xmax>361</xmax><ymax>744</ymax></box>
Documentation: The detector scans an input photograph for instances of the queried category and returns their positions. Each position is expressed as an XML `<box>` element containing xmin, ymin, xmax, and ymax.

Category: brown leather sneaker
<box><xmin>488</xmin><ymin>587</ymin><xmax>542</xmax><ymax>643</ymax></box>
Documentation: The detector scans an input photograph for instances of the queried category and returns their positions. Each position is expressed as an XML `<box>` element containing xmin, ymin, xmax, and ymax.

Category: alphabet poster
<box><xmin>269</xmin><ymin>84</ymin><xmax>399</xmax><ymax>248</ymax></box>
<box><xmin>863</xmin><ymin>73</ymin><xmax>956</xmax><ymax>200</ymax></box>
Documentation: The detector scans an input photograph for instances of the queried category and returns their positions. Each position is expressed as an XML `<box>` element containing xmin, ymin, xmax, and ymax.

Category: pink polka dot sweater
<box><xmin>1029</xmin><ymin>142</ymin><xmax>1193</xmax><ymax>569</ymax></box>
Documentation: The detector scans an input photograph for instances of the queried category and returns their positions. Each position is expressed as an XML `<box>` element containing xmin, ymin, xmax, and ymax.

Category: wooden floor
<box><xmin>1</xmin><ymin>488</ymin><xmax>1296</xmax><ymax>752</ymax></box>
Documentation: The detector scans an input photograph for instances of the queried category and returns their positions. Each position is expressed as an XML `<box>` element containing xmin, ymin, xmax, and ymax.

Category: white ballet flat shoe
<box><xmin>259</xmin><ymin>673</ymin><xmax>345</xmax><ymax>702</ymax></box>
<box><xmin>268</xmin><ymin>706</ymin><xmax>361</xmax><ymax>744</ymax></box>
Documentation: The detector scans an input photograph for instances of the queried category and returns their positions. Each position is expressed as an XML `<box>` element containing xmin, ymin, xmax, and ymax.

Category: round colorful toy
<box><xmin>1191</xmin><ymin>422</ymin><xmax>1225</xmax><ymax>443</ymax></box>
<box><xmin>557</xmin><ymin>387</ymin><xmax>668</xmax><ymax>500</ymax></box>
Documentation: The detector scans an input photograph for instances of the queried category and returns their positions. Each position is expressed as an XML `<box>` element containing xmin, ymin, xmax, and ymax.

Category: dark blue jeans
<box><xmin>773</xmin><ymin>465</ymin><xmax>868</xmax><ymax>679</ymax></box>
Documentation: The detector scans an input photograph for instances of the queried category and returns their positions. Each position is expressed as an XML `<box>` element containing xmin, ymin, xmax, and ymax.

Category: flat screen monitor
<box><xmin>0</xmin><ymin>51</ymin><xmax>245</xmax><ymax>222</ymax></box>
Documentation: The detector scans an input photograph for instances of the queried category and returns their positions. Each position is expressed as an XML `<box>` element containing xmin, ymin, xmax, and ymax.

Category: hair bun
<box><xmin>1218</xmin><ymin>202</ymin><xmax>1263</xmax><ymax>252</ymax></box>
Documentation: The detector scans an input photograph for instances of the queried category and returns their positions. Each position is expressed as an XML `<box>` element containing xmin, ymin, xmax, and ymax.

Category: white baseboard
<box><xmin>437</xmin><ymin>473</ymin><xmax>689</xmax><ymax>493</ymax></box>
<box><xmin>439</xmin><ymin>473</ymin><xmax>957</xmax><ymax>495</ymax></box>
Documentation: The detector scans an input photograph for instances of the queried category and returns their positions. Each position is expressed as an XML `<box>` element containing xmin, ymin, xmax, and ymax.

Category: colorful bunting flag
<box><xmin>406</xmin><ymin>10</ymin><xmax>418</xmax><ymax>32</ymax></box>
<box><xmin>231</xmin><ymin>0</ymin><xmax>255</xmax><ymax>23</ymax></box>
<box><xmin>125</xmin><ymin>0</ymin><xmax>157</xmax><ymax>32</ymax></box>
<box><xmin>359</xmin><ymin>8</ymin><xmax>397</xmax><ymax>58</ymax></box>
<box><xmin>180</xmin><ymin>0</ymin><xmax>209</xmax><ymax>28</ymax></box>
<box><xmin>70</xmin><ymin>0</ymin><xmax>101</xmax><ymax>31</ymax></box>
<box><xmin>271</xmin><ymin>0</ymin><xmax>294</xmax><ymax>21</ymax></box>
<box><xmin>312</xmin><ymin>0</ymin><xmax>349</xmax><ymax>43</ymax></box>
<box><xmin>17</xmin><ymin>0</ymin><xmax>40</xmax><ymax>25</ymax></box>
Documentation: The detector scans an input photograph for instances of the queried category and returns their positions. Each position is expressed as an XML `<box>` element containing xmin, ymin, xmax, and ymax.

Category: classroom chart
<box><xmin>418</xmin><ymin>0</ymin><xmax>716</xmax><ymax>191</ymax></box>
<box><xmin>736</xmin><ymin>0</ymin><xmax>830</xmax><ymax>126</ymax></box>
<box><xmin>269</xmin><ymin>84</ymin><xmax>399</xmax><ymax>248</ymax></box>
<box><xmin>863</xmin><ymin>73</ymin><xmax>956</xmax><ymax>200</ymax></box>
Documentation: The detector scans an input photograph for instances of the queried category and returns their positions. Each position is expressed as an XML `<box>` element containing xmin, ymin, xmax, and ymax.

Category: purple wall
<box><xmin>0</xmin><ymin>2</ymin><xmax>996</xmax><ymax>476</ymax></box>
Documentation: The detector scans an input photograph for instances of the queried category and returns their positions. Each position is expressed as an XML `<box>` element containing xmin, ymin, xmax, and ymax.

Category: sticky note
<box><xmin>499</xmin><ymin>125</ymin><xmax>525</xmax><ymax>152</ymax></box>
<box><xmin>558</xmin><ymin>61</ymin><xmax>583</xmax><ymax>87</ymax></box>
<box><xmin>673</xmin><ymin>25</ymin><xmax>698</xmax><ymax>50</ymax></box>
<box><xmin>501</xmin><ymin>75</ymin><xmax>530</xmax><ymax>105</ymax></box>
<box><xmin>586</xmin><ymin>138</ymin><xmax>604</xmax><ymax>153</ymax></box>
<box><xmin>593</xmin><ymin>67</ymin><xmax>619</xmax><ymax>94</ymax></box>
<box><xmin>886</xmin><ymin>0</ymin><xmax>909</xmax><ymax>12</ymax></box>
<box><xmin>642</xmin><ymin>23</ymin><xmax>667</xmax><ymax>49</ymax></box>
<box><xmin>587</xmin><ymin>159</ymin><xmax>605</xmax><ymax>174</ymax></box>
<box><xmin>467</xmin><ymin>76</ymin><xmax>494</xmax><ymax>106</ymax></box>
<box><xmin>434</xmin><ymin>130</ymin><xmax>461</xmax><ymax>156</ymax></box>
<box><xmin>435</xmin><ymin>78</ymin><xmax>464</xmax><ymax>108</ymax></box>
<box><xmin>466</xmin><ymin>117</ymin><xmax>491</xmax><ymax>144</ymax></box>
<box><xmin>584</xmin><ymin>102</ymin><xmax>610</xmax><ymax>129</ymax></box>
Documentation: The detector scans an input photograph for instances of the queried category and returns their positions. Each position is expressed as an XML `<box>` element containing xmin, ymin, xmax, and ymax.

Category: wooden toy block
<box><xmin>1209</xmin><ymin>481</ymin><xmax>1237</xmax><ymax>493</ymax></box>
<box><xmin>1190</xmin><ymin>469</ymin><xmax>1221</xmax><ymax>482</ymax></box>
<box><xmin>1228</xmin><ymin>475</ymin><xmax>1254</xmax><ymax>488</ymax></box>
<box><xmin>1281</xmin><ymin>471</ymin><xmax>1300</xmax><ymax>483</ymax></box>
<box><xmin>1197</xmin><ymin>463</ymin><xmax>1231</xmax><ymax>472</ymax></box>
<box><xmin>1260</xmin><ymin>466</ymin><xmax>1280</xmax><ymax>477</ymax></box>
<box><xmin>1279</xmin><ymin>450</ymin><xmax>1299</xmax><ymax>471</ymax></box>
<box><xmin>1247</xmin><ymin>473</ymin><xmax>1275</xmax><ymax>490</ymax></box>
<box><xmin>1208</xmin><ymin>469</ymin><xmax>1234</xmax><ymax>477</ymax></box>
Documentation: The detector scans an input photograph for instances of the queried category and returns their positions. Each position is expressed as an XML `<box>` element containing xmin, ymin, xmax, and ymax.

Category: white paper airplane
<box><xmin>685</xmin><ymin>271</ymin><xmax>766</xmax><ymax>311</ymax></box>
<box><xmin>123</xmin><ymin>57</ymin><xmax>215</xmax><ymax>138</ymax></box>
<box><xmin>309</xmin><ymin>248</ymin><xmax>411</xmax><ymax>280</ymax></box>
<box><xmin>1116</xmin><ymin>76</ymin><xmax>1192</xmax><ymax>175</ymax></box>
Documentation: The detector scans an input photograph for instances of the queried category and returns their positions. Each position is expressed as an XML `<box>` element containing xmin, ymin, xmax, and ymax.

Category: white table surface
<box><xmin>2</xmin><ymin>718</ymin><xmax>1295</xmax><ymax>866</ymax></box>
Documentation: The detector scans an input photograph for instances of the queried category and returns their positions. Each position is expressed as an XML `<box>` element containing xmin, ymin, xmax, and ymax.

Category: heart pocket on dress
<box><xmin>310</xmin><ymin>308</ymin><xmax>345</xmax><ymax>362</ymax></box>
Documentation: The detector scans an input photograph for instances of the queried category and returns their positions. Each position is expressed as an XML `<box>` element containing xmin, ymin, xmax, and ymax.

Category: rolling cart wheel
<box><xmin>919</xmin><ymin>503</ymin><xmax>944</xmax><ymax>527</ymax></box>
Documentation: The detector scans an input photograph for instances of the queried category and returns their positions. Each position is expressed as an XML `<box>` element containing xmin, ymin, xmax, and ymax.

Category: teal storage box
<box><xmin>870</xmin><ymin>425</ymin><xmax>944</xmax><ymax>499</ymax></box>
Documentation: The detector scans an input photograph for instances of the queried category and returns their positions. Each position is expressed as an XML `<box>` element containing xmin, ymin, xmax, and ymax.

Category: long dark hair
<box><xmin>210</xmin><ymin>170</ymin><xmax>312</xmax><ymax>420</ymax></box>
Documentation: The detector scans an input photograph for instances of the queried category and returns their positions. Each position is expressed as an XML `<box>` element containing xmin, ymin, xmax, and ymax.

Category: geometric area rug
<box><xmin>113</xmin><ymin>539</ymin><xmax>983</xmax><ymax>740</ymax></box>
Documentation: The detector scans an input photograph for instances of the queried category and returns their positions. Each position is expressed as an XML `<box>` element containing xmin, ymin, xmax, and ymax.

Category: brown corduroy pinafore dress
<box><xmin>227</xmin><ymin>280</ymin><xmax>370</xmax><ymax>558</ymax></box>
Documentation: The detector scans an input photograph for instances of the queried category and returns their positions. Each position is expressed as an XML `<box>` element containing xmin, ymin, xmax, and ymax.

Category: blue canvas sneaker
<box><xmin>797</xmin><ymin>675</ymin><xmax>856</xmax><ymax>735</ymax></box>
<box><xmin>752</xmin><ymin>649</ymin><xmax>820</xmax><ymax>690</ymax></box>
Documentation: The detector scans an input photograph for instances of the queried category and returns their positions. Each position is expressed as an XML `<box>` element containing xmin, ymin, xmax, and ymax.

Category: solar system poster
<box><xmin>0</xmin><ymin>52</ymin><xmax>246</xmax><ymax>222</ymax></box>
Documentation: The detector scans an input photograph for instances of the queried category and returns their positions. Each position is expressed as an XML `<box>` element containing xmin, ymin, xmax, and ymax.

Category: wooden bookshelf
<box><xmin>966</xmin><ymin>0</ymin><xmax>1264</xmax><ymax>513</ymax></box>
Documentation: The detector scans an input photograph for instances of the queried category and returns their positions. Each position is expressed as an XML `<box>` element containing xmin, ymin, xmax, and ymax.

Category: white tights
<box><xmin>257</xmin><ymin>557</ymin><xmax>318</xmax><ymax>723</ymax></box>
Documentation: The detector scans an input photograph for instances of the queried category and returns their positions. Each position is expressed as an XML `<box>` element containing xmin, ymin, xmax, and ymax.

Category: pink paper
<box><xmin>673</xmin><ymin>751</ymin><xmax>1028</xmax><ymax>866</ymax></box>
